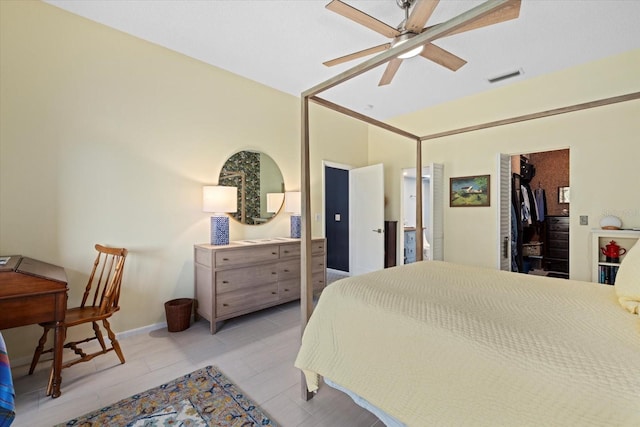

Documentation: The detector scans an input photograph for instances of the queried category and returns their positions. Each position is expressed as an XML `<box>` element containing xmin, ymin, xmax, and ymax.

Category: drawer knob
<box><xmin>272</xmin><ymin>272</ymin><xmax>277</xmax><ymax>275</ymax></box>
<box><xmin>222</xmin><ymin>258</ymin><xmax>229</xmax><ymax>261</ymax></box>
<box><xmin>222</xmin><ymin>280</ymin><xmax>229</xmax><ymax>284</ymax></box>
<box><xmin>271</xmin><ymin>291</ymin><xmax>277</xmax><ymax>295</ymax></box>
<box><xmin>284</xmin><ymin>269</ymin><xmax>290</xmax><ymax>273</ymax></box>
<box><xmin>284</xmin><ymin>250</ymin><xmax>289</xmax><ymax>254</ymax></box>
<box><xmin>222</xmin><ymin>303</ymin><xmax>229</xmax><ymax>307</ymax></box>
<box><xmin>272</xmin><ymin>252</ymin><xmax>277</xmax><ymax>255</ymax></box>
<box><xmin>284</xmin><ymin>288</ymin><xmax>289</xmax><ymax>292</ymax></box>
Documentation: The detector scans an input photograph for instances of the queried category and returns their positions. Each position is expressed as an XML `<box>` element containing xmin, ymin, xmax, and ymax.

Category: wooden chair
<box><xmin>28</xmin><ymin>244</ymin><xmax>128</xmax><ymax>394</ymax></box>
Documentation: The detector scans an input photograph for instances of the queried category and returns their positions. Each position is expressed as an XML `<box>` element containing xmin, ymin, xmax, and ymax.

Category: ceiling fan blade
<box><xmin>326</xmin><ymin>0</ymin><xmax>400</xmax><ymax>38</ymax></box>
<box><xmin>420</xmin><ymin>43</ymin><xmax>467</xmax><ymax>71</ymax></box>
<box><xmin>405</xmin><ymin>0</ymin><xmax>440</xmax><ymax>34</ymax></box>
<box><xmin>323</xmin><ymin>43</ymin><xmax>391</xmax><ymax>67</ymax></box>
<box><xmin>378</xmin><ymin>58</ymin><xmax>403</xmax><ymax>86</ymax></box>
<box><xmin>426</xmin><ymin>0</ymin><xmax>521</xmax><ymax>39</ymax></box>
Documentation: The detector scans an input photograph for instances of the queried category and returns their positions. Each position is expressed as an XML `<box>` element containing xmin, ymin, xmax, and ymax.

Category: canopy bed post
<box><xmin>415</xmin><ymin>138</ymin><xmax>423</xmax><ymax>261</ymax></box>
<box><xmin>300</xmin><ymin>95</ymin><xmax>314</xmax><ymax>401</ymax></box>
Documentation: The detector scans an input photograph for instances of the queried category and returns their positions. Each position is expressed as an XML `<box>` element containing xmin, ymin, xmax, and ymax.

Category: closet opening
<box><xmin>509</xmin><ymin>149</ymin><xmax>570</xmax><ymax>279</ymax></box>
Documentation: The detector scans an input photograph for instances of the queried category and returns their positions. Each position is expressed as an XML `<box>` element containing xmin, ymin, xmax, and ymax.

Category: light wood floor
<box><xmin>10</xmin><ymin>288</ymin><xmax>382</xmax><ymax>426</ymax></box>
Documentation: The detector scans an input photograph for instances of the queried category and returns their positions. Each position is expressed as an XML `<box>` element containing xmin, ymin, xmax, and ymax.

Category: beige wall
<box><xmin>371</xmin><ymin>49</ymin><xmax>640</xmax><ymax>280</ymax></box>
<box><xmin>0</xmin><ymin>1</ymin><xmax>368</xmax><ymax>360</ymax></box>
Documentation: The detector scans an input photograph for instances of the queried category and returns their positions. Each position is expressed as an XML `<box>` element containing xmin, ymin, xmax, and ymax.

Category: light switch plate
<box><xmin>580</xmin><ymin>215</ymin><xmax>588</xmax><ymax>225</ymax></box>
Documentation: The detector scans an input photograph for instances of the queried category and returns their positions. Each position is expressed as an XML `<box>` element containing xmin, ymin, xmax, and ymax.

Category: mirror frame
<box><xmin>219</xmin><ymin>150</ymin><xmax>285</xmax><ymax>225</ymax></box>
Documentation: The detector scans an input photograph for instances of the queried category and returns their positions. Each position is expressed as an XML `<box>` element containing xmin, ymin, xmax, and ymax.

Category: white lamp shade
<box><xmin>285</xmin><ymin>191</ymin><xmax>301</xmax><ymax>214</ymax></box>
<box><xmin>266</xmin><ymin>193</ymin><xmax>285</xmax><ymax>213</ymax></box>
<box><xmin>600</xmin><ymin>215</ymin><xmax>622</xmax><ymax>230</ymax></box>
<box><xmin>202</xmin><ymin>186</ymin><xmax>237</xmax><ymax>213</ymax></box>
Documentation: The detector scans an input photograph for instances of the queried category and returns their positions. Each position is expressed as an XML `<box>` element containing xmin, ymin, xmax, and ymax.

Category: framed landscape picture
<box><xmin>450</xmin><ymin>175</ymin><xmax>490</xmax><ymax>207</ymax></box>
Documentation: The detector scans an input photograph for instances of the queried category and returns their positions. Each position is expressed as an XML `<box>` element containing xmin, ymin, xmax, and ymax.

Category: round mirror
<box><xmin>219</xmin><ymin>150</ymin><xmax>285</xmax><ymax>225</ymax></box>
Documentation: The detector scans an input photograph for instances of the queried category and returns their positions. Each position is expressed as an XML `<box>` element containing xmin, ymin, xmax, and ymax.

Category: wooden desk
<box><xmin>0</xmin><ymin>256</ymin><xmax>67</xmax><ymax>398</ymax></box>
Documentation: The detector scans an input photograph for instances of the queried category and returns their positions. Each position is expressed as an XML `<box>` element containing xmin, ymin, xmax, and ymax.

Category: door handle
<box><xmin>372</xmin><ymin>228</ymin><xmax>383</xmax><ymax>233</ymax></box>
<box><xmin>503</xmin><ymin>236</ymin><xmax>509</xmax><ymax>258</ymax></box>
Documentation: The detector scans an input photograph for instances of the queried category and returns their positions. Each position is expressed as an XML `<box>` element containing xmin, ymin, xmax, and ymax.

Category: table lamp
<box><xmin>285</xmin><ymin>191</ymin><xmax>301</xmax><ymax>238</ymax></box>
<box><xmin>266</xmin><ymin>193</ymin><xmax>285</xmax><ymax>216</ymax></box>
<box><xmin>203</xmin><ymin>185</ymin><xmax>237</xmax><ymax>245</ymax></box>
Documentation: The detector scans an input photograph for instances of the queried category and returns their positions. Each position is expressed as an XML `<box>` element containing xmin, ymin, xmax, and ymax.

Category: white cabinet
<box><xmin>404</xmin><ymin>229</ymin><xmax>416</xmax><ymax>264</ymax></box>
<box><xmin>591</xmin><ymin>229</ymin><xmax>640</xmax><ymax>284</ymax></box>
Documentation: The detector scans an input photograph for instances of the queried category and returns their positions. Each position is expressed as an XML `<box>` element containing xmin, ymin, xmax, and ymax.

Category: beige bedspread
<box><xmin>295</xmin><ymin>261</ymin><xmax>640</xmax><ymax>426</ymax></box>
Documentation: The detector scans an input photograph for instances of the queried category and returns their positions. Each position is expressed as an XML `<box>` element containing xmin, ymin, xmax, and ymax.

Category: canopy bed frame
<box><xmin>297</xmin><ymin>0</ymin><xmax>640</xmax><ymax>416</ymax></box>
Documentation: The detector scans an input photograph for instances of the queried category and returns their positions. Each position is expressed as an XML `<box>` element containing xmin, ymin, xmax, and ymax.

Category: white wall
<box><xmin>0</xmin><ymin>1</ymin><xmax>368</xmax><ymax>360</ymax></box>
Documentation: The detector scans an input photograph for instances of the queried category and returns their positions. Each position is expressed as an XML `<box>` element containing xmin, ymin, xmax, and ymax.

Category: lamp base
<box><xmin>211</xmin><ymin>216</ymin><xmax>230</xmax><ymax>245</ymax></box>
<box><xmin>290</xmin><ymin>215</ymin><xmax>301</xmax><ymax>239</ymax></box>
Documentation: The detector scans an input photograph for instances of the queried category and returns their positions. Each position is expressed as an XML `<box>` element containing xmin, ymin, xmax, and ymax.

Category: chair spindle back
<box><xmin>79</xmin><ymin>244</ymin><xmax>128</xmax><ymax>316</ymax></box>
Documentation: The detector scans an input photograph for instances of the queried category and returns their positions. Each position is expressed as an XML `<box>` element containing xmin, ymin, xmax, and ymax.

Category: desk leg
<box><xmin>46</xmin><ymin>322</ymin><xmax>65</xmax><ymax>398</ymax></box>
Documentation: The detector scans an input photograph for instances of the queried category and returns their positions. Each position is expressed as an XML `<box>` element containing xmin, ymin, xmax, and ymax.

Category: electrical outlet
<box><xmin>580</xmin><ymin>215</ymin><xmax>588</xmax><ymax>225</ymax></box>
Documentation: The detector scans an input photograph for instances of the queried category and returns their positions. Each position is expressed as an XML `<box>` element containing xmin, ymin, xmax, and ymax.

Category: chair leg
<box><xmin>92</xmin><ymin>321</ymin><xmax>107</xmax><ymax>351</ymax></box>
<box><xmin>29</xmin><ymin>326</ymin><xmax>51</xmax><ymax>375</ymax></box>
<box><xmin>46</xmin><ymin>365</ymin><xmax>54</xmax><ymax>396</ymax></box>
<box><xmin>102</xmin><ymin>319</ymin><xmax>125</xmax><ymax>364</ymax></box>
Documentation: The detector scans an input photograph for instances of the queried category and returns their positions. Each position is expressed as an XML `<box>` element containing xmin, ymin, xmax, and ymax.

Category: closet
<box><xmin>511</xmin><ymin>149</ymin><xmax>570</xmax><ymax>278</ymax></box>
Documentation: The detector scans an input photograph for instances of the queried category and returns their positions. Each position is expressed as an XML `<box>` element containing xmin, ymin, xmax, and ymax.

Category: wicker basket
<box><xmin>164</xmin><ymin>298</ymin><xmax>193</xmax><ymax>332</ymax></box>
<box><xmin>522</xmin><ymin>242</ymin><xmax>543</xmax><ymax>257</ymax></box>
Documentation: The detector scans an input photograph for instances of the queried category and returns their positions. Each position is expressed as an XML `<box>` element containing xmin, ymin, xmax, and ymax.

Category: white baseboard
<box><xmin>10</xmin><ymin>322</ymin><xmax>169</xmax><ymax>368</ymax></box>
<box><xmin>116</xmin><ymin>322</ymin><xmax>167</xmax><ymax>340</ymax></box>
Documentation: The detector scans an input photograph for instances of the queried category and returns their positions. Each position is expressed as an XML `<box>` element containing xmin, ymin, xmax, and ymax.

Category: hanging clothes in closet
<box><xmin>534</xmin><ymin>185</ymin><xmax>547</xmax><ymax>222</ymax></box>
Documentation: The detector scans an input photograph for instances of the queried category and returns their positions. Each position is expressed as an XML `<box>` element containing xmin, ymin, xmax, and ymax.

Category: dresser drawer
<box><xmin>217</xmin><ymin>283</ymin><xmax>279</xmax><ymax>317</ymax></box>
<box><xmin>312</xmin><ymin>240</ymin><xmax>326</xmax><ymax>254</ymax></box>
<box><xmin>312</xmin><ymin>271</ymin><xmax>326</xmax><ymax>291</ymax></box>
<box><xmin>279</xmin><ymin>243</ymin><xmax>300</xmax><ymax>258</ymax></box>
<box><xmin>216</xmin><ymin>264</ymin><xmax>277</xmax><ymax>293</ymax></box>
<box><xmin>547</xmin><ymin>239</ymin><xmax>569</xmax><ymax>250</ymax></box>
<box><xmin>215</xmin><ymin>246</ymin><xmax>279</xmax><ymax>268</ymax></box>
<box><xmin>279</xmin><ymin>278</ymin><xmax>301</xmax><ymax>301</ymax></box>
<box><xmin>547</xmin><ymin>217</ymin><xmax>569</xmax><ymax>231</ymax></box>
<box><xmin>312</xmin><ymin>254</ymin><xmax>325</xmax><ymax>273</ymax></box>
<box><xmin>546</xmin><ymin>259</ymin><xmax>569</xmax><ymax>274</ymax></box>
<box><xmin>548</xmin><ymin>231</ymin><xmax>569</xmax><ymax>242</ymax></box>
<box><xmin>548</xmin><ymin>248</ymin><xmax>569</xmax><ymax>259</ymax></box>
<box><xmin>278</xmin><ymin>259</ymin><xmax>300</xmax><ymax>280</ymax></box>
<box><xmin>548</xmin><ymin>222</ymin><xmax>569</xmax><ymax>232</ymax></box>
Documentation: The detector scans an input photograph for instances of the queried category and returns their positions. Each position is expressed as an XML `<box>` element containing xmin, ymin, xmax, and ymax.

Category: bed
<box><xmin>295</xmin><ymin>258</ymin><xmax>640</xmax><ymax>426</ymax></box>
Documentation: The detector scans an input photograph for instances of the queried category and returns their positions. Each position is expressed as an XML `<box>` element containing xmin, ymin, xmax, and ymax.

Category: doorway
<box><xmin>323</xmin><ymin>162</ymin><xmax>385</xmax><ymax>277</ymax></box>
<box><xmin>400</xmin><ymin>163</ymin><xmax>445</xmax><ymax>264</ymax></box>
<box><xmin>499</xmin><ymin>149</ymin><xmax>570</xmax><ymax>278</ymax></box>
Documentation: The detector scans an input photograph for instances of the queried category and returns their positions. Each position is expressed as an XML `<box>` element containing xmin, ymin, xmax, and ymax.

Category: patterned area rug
<box><xmin>57</xmin><ymin>365</ymin><xmax>277</xmax><ymax>426</ymax></box>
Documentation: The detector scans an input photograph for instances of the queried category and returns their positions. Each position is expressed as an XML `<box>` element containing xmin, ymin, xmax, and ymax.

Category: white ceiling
<box><xmin>45</xmin><ymin>0</ymin><xmax>640</xmax><ymax>121</ymax></box>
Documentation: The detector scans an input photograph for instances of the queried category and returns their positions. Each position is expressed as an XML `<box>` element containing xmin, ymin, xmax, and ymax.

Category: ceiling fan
<box><xmin>324</xmin><ymin>0</ymin><xmax>521</xmax><ymax>86</ymax></box>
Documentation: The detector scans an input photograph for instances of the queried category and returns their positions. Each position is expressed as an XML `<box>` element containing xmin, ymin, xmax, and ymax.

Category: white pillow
<box><xmin>615</xmin><ymin>240</ymin><xmax>640</xmax><ymax>314</ymax></box>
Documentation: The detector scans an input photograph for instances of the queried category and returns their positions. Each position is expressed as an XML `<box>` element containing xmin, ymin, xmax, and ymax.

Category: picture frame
<box><xmin>450</xmin><ymin>175</ymin><xmax>490</xmax><ymax>207</ymax></box>
<box><xmin>558</xmin><ymin>186</ymin><xmax>570</xmax><ymax>204</ymax></box>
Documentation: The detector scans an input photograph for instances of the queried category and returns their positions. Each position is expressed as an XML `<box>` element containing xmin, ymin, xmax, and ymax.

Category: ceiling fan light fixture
<box><xmin>394</xmin><ymin>33</ymin><xmax>423</xmax><ymax>59</ymax></box>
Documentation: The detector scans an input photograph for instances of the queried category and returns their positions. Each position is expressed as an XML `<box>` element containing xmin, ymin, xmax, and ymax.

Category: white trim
<box><xmin>9</xmin><ymin>322</ymin><xmax>168</xmax><ymax>368</ymax></box>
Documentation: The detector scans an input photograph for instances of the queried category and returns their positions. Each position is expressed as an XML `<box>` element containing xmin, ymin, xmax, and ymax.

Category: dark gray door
<box><xmin>325</xmin><ymin>166</ymin><xmax>349</xmax><ymax>272</ymax></box>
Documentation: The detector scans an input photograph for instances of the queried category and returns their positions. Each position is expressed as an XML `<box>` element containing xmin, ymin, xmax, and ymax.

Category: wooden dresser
<box><xmin>194</xmin><ymin>238</ymin><xmax>326</xmax><ymax>334</ymax></box>
<box><xmin>545</xmin><ymin>215</ymin><xmax>569</xmax><ymax>277</ymax></box>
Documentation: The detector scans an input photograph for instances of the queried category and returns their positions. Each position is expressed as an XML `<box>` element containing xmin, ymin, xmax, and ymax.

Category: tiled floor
<box><xmin>10</xmin><ymin>271</ymin><xmax>381</xmax><ymax>426</ymax></box>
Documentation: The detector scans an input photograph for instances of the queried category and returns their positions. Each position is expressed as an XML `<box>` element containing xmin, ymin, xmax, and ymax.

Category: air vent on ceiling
<box><xmin>487</xmin><ymin>69</ymin><xmax>523</xmax><ymax>84</ymax></box>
